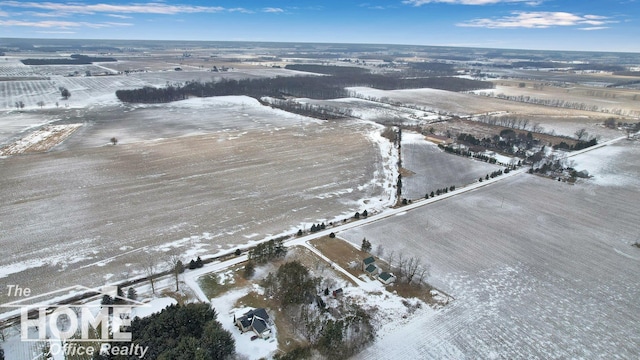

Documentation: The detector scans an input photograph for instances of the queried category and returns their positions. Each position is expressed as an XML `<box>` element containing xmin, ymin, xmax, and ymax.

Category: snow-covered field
<box><xmin>401</xmin><ymin>131</ymin><xmax>501</xmax><ymax>199</ymax></box>
<box><xmin>341</xmin><ymin>140</ymin><xmax>640</xmax><ymax>359</ymax></box>
<box><xmin>2</xmin><ymin>48</ymin><xmax>639</xmax><ymax>359</ymax></box>
<box><xmin>0</xmin><ymin>123</ymin><xmax>82</xmax><ymax>156</ymax></box>
<box><xmin>348</xmin><ymin>86</ymin><xmax>628</xmax><ymax>139</ymax></box>
<box><xmin>0</xmin><ymin>96</ymin><xmax>399</xmax><ymax>309</ymax></box>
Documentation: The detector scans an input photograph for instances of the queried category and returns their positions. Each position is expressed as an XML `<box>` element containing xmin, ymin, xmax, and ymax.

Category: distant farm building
<box><xmin>425</xmin><ymin>134</ymin><xmax>453</xmax><ymax>145</ymax></box>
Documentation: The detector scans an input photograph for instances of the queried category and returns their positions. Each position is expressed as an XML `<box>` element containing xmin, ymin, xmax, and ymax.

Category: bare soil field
<box><xmin>341</xmin><ymin>140</ymin><xmax>640</xmax><ymax>359</ymax></box>
<box><xmin>0</xmin><ymin>123</ymin><xmax>82</xmax><ymax>156</ymax></box>
<box><xmin>0</xmin><ymin>118</ymin><xmax>392</xmax><ymax>307</ymax></box>
<box><xmin>348</xmin><ymin>86</ymin><xmax>632</xmax><ymax>139</ymax></box>
<box><xmin>489</xmin><ymin>79</ymin><xmax>640</xmax><ymax>115</ymax></box>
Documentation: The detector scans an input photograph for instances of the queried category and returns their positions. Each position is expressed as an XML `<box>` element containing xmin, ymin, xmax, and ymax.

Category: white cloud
<box><xmin>107</xmin><ymin>14</ymin><xmax>133</xmax><ymax>19</ymax></box>
<box><xmin>457</xmin><ymin>11</ymin><xmax>613</xmax><ymax>28</ymax></box>
<box><xmin>0</xmin><ymin>1</ymin><xmax>225</xmax><ymax>15</ymax></box>
<box><xmin>227</xmin><ymin>7</ymin><xmax>253</xmax><ymax>14</ymax></box>
<box><xmin>36</xmin><ymin>30</ymin><xmax>76</xmax><ymax>34</ymax></box>
<box><xmin>263</xmin><ymin>7</ymin><xmax>284</xmax><ymax>13</ymax></box>
<box><xmin>579</xmin><ymin>26</ymin><xmax>609</xmax><ymax>31</ymax></box>
<box><xmin>0</xmin><ymin>10</ymin><xmax>8</xmax><ymax>17</ymax></box>
<box><xmin>404</xmin><ymin>0</ymin><xmax>537</xmax><ymax>5</ymax></box>
<box><xmin>0</xmin><ymin>19</ymin><xmax>131</xmax><ymax>28</ymax></box>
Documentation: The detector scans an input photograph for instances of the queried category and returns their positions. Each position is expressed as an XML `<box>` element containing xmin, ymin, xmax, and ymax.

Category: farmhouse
<box><xmin>235</xmin><ymin>308</ymin><xmax>272</xmax><ymax>339</ymax></box>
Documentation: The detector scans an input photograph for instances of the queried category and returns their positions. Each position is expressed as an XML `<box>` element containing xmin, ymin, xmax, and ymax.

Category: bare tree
<box><xmin>166</xmin><ymin>252</ymin><xmax>184</xmax><ymax>292</ymax></box>
<box><xmin>532</xmin><ymin>123</ymin><xmax>544</xmax><ymax>133</ymax></box>
<box><xmin>110</xmin><ymin>137</ymin><xmax>118</xmax><ymax>145</ymax></box>
<box><xmin>575</xmin><ymin>128</ymin><xmax>588</xmax><ymax>141</ymax></box>
<box><xmin>403</xmin><ymin>257</ymin><xmax>421</xmax><ymax>284</ymax></box>
<box><xmin>386</xmin><ymin>250</ymin><xmax>395</xmax><ymax>270</ymax></box>
<box><xmin>375</xmin><ymin>244</ymin><xmax>384</xmax><ymax>257</ymax></box>
<box><xmin>415</xmin><ymin>265</ymin><xmax>430</xmax><ymax>286</ymax></box>
<box><xmin>14</xmin><ymin>101</ymin><xmax>25</xmax><ymax>110</ymax></box>
<box><xmin>37</xmin><ymin>101</ymin><xmax>45</xmax><ymax>108</ymax></box>
<box><xmin>141</xmin><ymin>255</ymin><xmax>157</xmax><ymax>295</ymax></box>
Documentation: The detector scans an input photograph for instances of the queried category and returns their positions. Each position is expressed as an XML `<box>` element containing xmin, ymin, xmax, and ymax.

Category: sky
<box><xmin>0</xmin><ymin>0</ymin><xmax>638</xmax><ymax>52</ymax></box>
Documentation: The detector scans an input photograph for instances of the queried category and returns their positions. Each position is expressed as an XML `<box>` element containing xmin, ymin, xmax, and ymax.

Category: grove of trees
<box><xmin>247</xmin><ymin>238</ymin><xmax>287</xmax><ymax>264</ymax></box>
<box><xmin>264</xmin><ymin>261</ymin><xmax>377</xmax><ymax>359</ymax></box>
<box><xmin>115</xmin><ymin>70</ymin><xmax>493</xmax><ymax>104</ymax></box>
<box><xmin>125</xmin><ymin>303</ymin><xmax>235</xmax><ymax>360</ymax></box>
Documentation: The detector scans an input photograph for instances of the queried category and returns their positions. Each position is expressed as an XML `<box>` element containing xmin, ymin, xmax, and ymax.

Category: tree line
<box><xmin>115</xmin><ymin>70</ymin><xmax>494</xmax><ymax>104</ymax></box>
<box><xmin>21</xmin><ymin>55</ymin><xmax>116</xmax><ymax>65</ymax></box>
<box><xmin>479</xmin><ymin>92</ymin><xmax>640</xmax><ymax>117</ymax></box>
<box><xmin>247</xmin><ymin>238</ymin><xmax>287</xmax><ymax>264</ymax></box>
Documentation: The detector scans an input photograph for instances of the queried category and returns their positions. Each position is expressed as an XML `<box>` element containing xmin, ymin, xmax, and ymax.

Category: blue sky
<box><xmin>0</xmin><ymin>1</ymin><xmax>638</xmax><ymax>52</ymax></box>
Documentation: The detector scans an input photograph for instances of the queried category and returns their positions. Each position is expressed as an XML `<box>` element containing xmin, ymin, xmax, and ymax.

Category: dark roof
<box><xmin>379</xmin><ymin>272</ymin><xmax>394</xmax><ymax>281</ymax></box>
<box><xmin>244</xmin><ymin>308</ymin><xmax>270</xmax><ymax>322</ymax></box>
<box><xmin>365</xmin><ymin>264</ymin><xmax>377</xmax><ymax>273</ymax></box>
<box><xmin>239</xmin><ymin>318</ymin><xmax>252</xmax><ymax>328</ymax></box>
<box><xmin>363</xmin><ymin>256</ymin><xmax>375</xmax><ymax>265</ymax></box>
<box><xmin>252</xmin><ymin>317</ymin><xmax>268</xmax><ymax>334</ymax></box>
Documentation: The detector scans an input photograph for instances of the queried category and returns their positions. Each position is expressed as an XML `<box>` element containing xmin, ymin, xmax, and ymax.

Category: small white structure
<box><xmin>378</xmin><ymin>271</ymin><xmax>397</xmax><ymax>285</ymax></box>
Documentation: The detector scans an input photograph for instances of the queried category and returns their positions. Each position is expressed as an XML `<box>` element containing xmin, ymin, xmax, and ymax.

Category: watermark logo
<box><xmin>2</xmin><ymin>284</ymin><xmax>150</xmax><ymax>358</ymax></box>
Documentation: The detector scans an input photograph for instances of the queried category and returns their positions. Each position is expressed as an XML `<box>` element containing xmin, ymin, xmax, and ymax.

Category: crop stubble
<box><xmin>343</xmin><ymin>141</ymin><xmax>640</xmax><ymax>359</ymax></box>
<box><xmin>0</xmin><ymin>121</ymin><xmax>387</xmax><ymax>305</ymax></box>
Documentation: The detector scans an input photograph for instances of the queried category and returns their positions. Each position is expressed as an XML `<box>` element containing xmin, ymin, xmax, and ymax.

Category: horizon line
<box><xmin>1</xmin><ymin>36</ymin><xmax>639</xmax><ymax>55</ymax></box>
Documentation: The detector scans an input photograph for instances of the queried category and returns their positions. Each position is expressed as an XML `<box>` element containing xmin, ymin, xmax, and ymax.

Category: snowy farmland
<box><xmin>0</xmin><ymin>95</ymin><xmax>402</xmax><ymax>307</ymax></box>
<box><xmin>348</xmin><ymin>86</ymin><xmax>626</xmax><ymax>139</ymax></box>
<box><xmin>1</xmin><ymin>40</ymin><xmax>640</xmax><ymax>359</ymax></box>
<box><xmin>341</xmin><ymin>140</ymin><xmax>640</xmax><ymax>359</ymax></box>
<box><xmin>401</xmin><ymin>131</ymin><xmax>502</xmax><ymax>200</ymax></box>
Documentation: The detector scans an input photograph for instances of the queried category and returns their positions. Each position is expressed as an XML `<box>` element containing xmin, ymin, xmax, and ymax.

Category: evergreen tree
<box><xmin>127</xmin><ymin>287</ymin><xmax>137</xmax><ymax>301</ymax></box>
<box><xmin>101</xmin><ymin>294</ymin><xmax>113</xmax><ymax>306</ymax></box>
<box><xmin>361</xmin><ymin>238</ymin><xmax>372</xmax><ymax>252</ymax></box>
<box><xmin>275</xmin><ymin>261</ymin><xmax>317</xmax><ymax>306</ymax></box>
<box><xmin>244</xmin><ymin>261</ymin><xmax>256</xmax><ymax>279</ymax></box>
<box><xmin>131</xmin><ymin>303</ymin><xmax>235</xmax><ymax>359</ymax></box>
<box><xmin>317</xmin><ymin>320</ymin><xmax>344</xmax><ymax>359</ymax></box>
<box><xmin>59</xmin><ymin>87</ymin><xmax>71</xmax><ymax>100</ymax></box>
